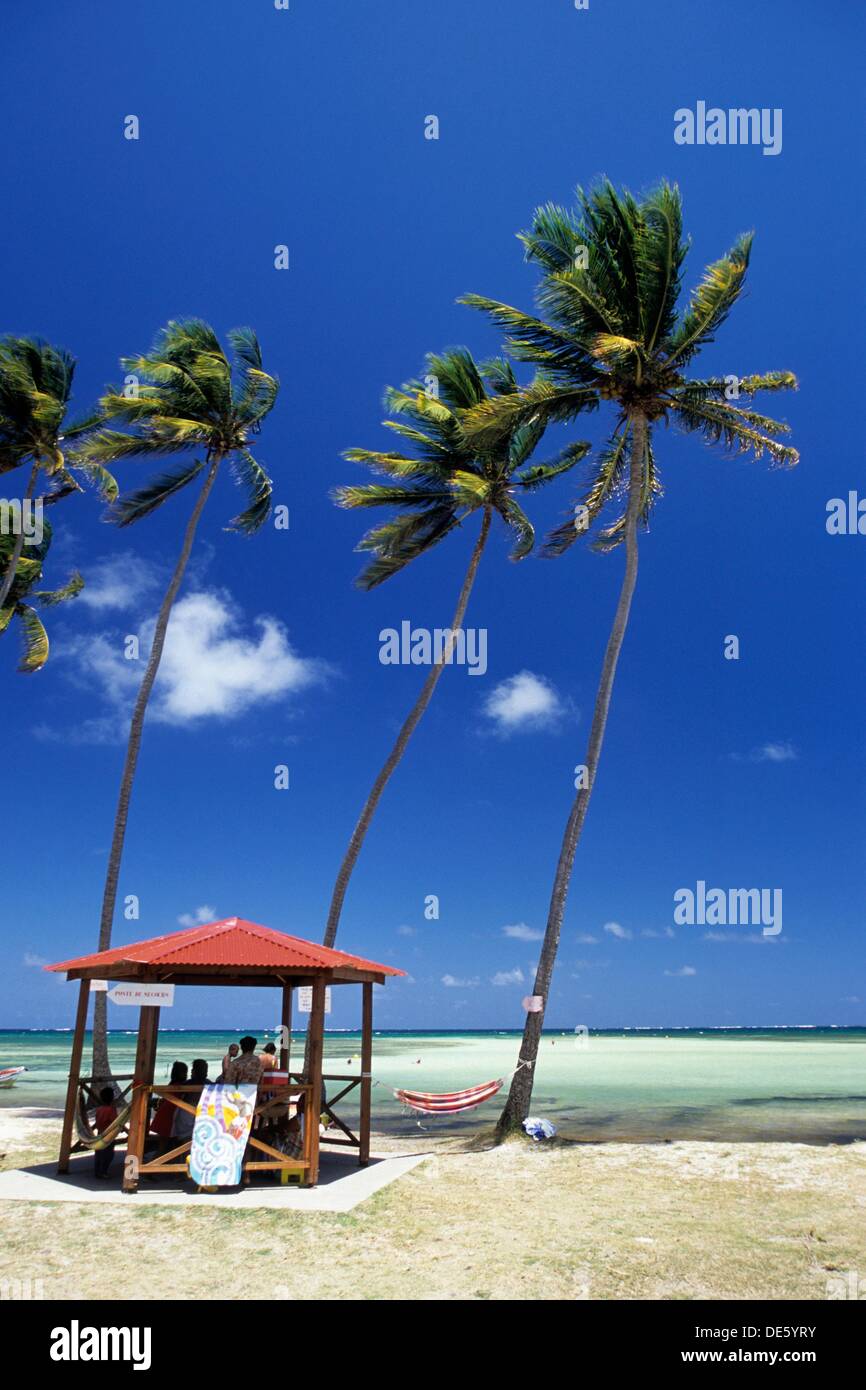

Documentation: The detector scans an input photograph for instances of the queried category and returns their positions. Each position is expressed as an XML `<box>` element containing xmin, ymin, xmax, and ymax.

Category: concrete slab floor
<box><xmin>0</xmin><ymin>1148</ymin><xmax>429</xmax><ymax>1213</ymax></box>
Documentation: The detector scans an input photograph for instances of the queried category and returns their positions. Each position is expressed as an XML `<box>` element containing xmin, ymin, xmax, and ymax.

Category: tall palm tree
<box><xmin>324</xmin><ymin>347</ymin><xmax>589</xmax><ymax>948</ymax></box>
<box><xmin>74</xmin><ymin>318</ymin><xmax>279</xmax><ymax>1080</ymax></box>
<box><xmin>0</xmin><ymin>337</ymin><xmax>115</xmax><ymax>608</ymax></box>
<box><xmin>0</xmin><ymin>519</ymin><xmax>84</xmax><ymax>672</ymax></box>
<box><xmin>460</xmin><ymin>181</ymin><xmax>799</xmax><ymax>1136</ymax></box>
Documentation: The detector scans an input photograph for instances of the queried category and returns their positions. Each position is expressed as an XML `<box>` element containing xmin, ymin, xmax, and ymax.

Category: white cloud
<box><xmin>703</xmin><ymin>932</ymin><xmax>781</xmax><ymax>944</ymax></box>
<box><xmin>491</xmin><ymin>968</ymin><xmax>525</xmax><ymax>986</ymax></box>
<box><xmin>641</xmin><ymin>927</ymin><xmax>675</xmax><ymax>939</ymax></box>
<box><xmin>502</xmin><ymin>923</ymin><xmax>543</xmax><ymax>942</ymax></box>
<box><xmin>441</xmin><ymin>974</ymin><xmax>479</xmax><ymax>988</ymax></box>
<box><xmin>60</xmin><ymin>589</ymin><xmax>327</xmax><ymax>734</ymax></box>
<box><xmin>178</xmin><ymin>905</ymin><xmax>216</xmax><ymax>928</ymax></box>
<box><xmin>752</xmin><ymin>742</ymin><xmax>798</xmax><ymax>763</ymax></box>
<box><xmin>23</xmin><ymin>952</ymin><xmax>50</xmax><ymax>968</ymax></box>
<box><xmin>664</xmin><ymin>965</ymin><xmax>697</xmax><ymax>977</ymax></box>
<box><xmin>575</xmin><ymin>932</ymin><xmax>599</xmax><ymax>945</ymax></box>
<box><xmin>603</xmin><ymin>921</ymin><xmax>632</xmax><ymax>940</ymax></box>
<box><xmin>732</xmin><ymin>741</ymin><xmax>799</xmax><ymax>765</ymax></box>
<box><xmin>483</xmin><ymin>670</ymin><xmax>564</xmax><ymax>734</ymax></box>
<box><xmin>397</xmin><ymin>925</ymin><xmax>417</xmax><ymax>937</ymax></box>
<box><xmin>77</xmin><ymin>554</ymin><xmax>161</xmax><ymax>612</ymax></box>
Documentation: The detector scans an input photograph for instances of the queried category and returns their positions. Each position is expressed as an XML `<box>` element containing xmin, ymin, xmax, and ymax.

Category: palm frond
<box><xmin>514</xmin><ymin>440</ymin><xmax>592</xmax><ymax>492</ymax></box>
<box><xmin>106</xmin><ymin>459</ymin><xmax>206</xmax><ymax>527</ymax></box>
<box><xmin>352</xmin><ymin>506</ymin><xmax>462</xmax><ymax>589</ymax></box>
<box><xmin>15</xmin><ymin>603</ymin><xmax>49</xmax><ymax>673</ymax></box>
<box><xmin>543</xmin><ymin>424</ymin><xmax>631</xmax><ymax>556</ymax></box>
<box><xmin>226</xmin><ymin>449</ymin><xmax>272</xmax><ymax>534</ymax></box>
<box><xmin>499</xmin><ymin>496</ymin><xmax>535</xmax><ymax>560</ymax></box>
<box><xmin>34</xmin><ymin>571</ymin><xmax>84</xmax><ymax>606</ymax></box>
<box><xmin>674</xmin><ymin>399</ymin><xmax>799</xmax><ymax>465</ymax></box>
<box><xmin>664</xmin><ymin>233</ymin><xmax>753</xmax><ymax>366</ymax></box>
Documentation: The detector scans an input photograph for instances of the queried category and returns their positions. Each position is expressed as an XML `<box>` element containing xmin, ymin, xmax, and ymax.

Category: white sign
<box><xmin>107</xmin><ymin>983</ymin><xmax>175</xmax><ymax>1007</ymax></box>
<box><xmin>522</xmin><ymin>995</ymin><xmax>544</xmax><ymax>1013</ymax></box>
<box><xmin>89</xmin><ymin>979</ymin><xmax>108</xmax><ymax>993</ymax></box>
<box><xmin>297</xmin><ymin>986</ymin><xmax>331</xmax><ymax>1015</ymax></box>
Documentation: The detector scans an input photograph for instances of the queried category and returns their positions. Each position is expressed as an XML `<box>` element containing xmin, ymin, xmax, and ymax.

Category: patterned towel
<box><xmin>189</xmin><ymin>1083</ymin><xmax>257</xmax><ymax>1187</ymax></box>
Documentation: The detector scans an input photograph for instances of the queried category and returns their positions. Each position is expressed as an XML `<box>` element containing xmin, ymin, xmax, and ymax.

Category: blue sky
<box><xmin>2</xmin><ymin>0</ymin><xmax>863</xmax><ymax>1032</ymax></box>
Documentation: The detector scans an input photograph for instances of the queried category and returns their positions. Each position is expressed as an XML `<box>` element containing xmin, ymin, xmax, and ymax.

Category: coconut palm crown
<box><xmin>335</xmin><ymin>346</ymin><xmax>590</xmax><ymax>585</ymax></box>
<box><xmin>460</xmin><ymin>179</ymin><xmax>798</xmax><ymax>550</ymax></box>
<box><xmin>74</xmin><ymin>318</ymin><xmax>278</xmax><ymax>532</ymax></box>
<box><xmin>0</xmin><ymin>337</ymin><xmax>115</xmax><ymax>609</ymax></box>
<box><xmin>0</xmin><ymin>336</ymin><xmax>115</xmax><ymax>498</ymax></box>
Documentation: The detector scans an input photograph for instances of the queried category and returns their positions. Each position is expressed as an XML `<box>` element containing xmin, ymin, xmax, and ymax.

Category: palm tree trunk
<box><xmin>496</xmin><ymin>415</ymin><xmax>648</xmax><ymax>1139</ymax></box>
<box><xmin>322</xmin><ymin>507</ymin><xmax>493</xmax><ymax>951</ymax></box>
<box><xmin>0</xmin><ymin>460</ymin><xmax>40</xmax><ymax>610</ymax></box>
<box><xmin>91</xmin><ymin>458</ymin><xmax>220</xmax><ymax>1084</ymax></box>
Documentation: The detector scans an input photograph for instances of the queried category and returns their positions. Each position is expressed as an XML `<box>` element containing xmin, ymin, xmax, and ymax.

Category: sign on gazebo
<box><xmin>298</xmin><ymin>986</ymin><xmax>331</xmax><ymax>1014</ymax></box>
<box><xmin>107</xmin><ymin>983</ymin><xmax>175</xmax><ymax>1007</ymax></box>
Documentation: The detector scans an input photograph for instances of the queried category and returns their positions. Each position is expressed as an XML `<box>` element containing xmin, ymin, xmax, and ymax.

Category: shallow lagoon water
<box><xmin>2</xmin><ymin>1028</ymin><xmax>864</xmax><ymax>1143</ymax></box>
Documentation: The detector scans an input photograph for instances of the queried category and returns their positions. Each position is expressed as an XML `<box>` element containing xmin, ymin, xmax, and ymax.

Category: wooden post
<box><xmin>122</xmin><ymin>1005</ymin><xmax>159</xmax><ymax>1193</ymax></box>
<box><xmin>359</xmin><ymin>981</ymin><xmax>373</xmax><ymax>1166</ymax></box>
<box><xmin>280</xmin><ymin>984</ymin><xmax>292</xmax><ymax>1072</ymax></box>
<box><xmin>306</xmin><ymin>977</ymin><xmax>326</xmax><ymax>1185</ymax></box>
<box><xmin>58</xmin><ymin>980</ymin><xmax>90</xmax><ymax>1174</ymax></box>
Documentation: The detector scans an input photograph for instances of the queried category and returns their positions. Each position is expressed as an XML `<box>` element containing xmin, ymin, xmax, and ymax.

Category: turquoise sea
<box><xmin>1</xmin><ymin>1028</ymin><xmax>864</xmax><ymax>1143</ymax></box>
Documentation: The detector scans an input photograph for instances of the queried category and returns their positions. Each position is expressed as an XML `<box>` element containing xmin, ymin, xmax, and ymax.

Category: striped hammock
<box><xmin>394</xmin><ymin>1077</ymin><xmax>504</xmax><ymax>1116</ymax></box>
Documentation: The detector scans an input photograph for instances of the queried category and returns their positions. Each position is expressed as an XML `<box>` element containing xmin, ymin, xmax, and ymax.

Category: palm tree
<box><xmin>0</xmin><ymin>519</ymin><xmax>84</xmax><ymax>672</ymax></box>
<box><xmin>324</xmin><ymin>347</ymin><xmax>589</xmax><ymax>948</ymax></box>
<box><xmin>74</xmin><ymin>318</ymin><xmax>279</xmax><ymax>1080</ymax></box>
<box><xmin>460</xmin><ymin>181</ymin><xmax>799</xmax><ymax>1136</ymax></box>
<box><xmin>0</xmin><ymin>337</ymin><xmax>115</xmax><ymax>608</ymax></box>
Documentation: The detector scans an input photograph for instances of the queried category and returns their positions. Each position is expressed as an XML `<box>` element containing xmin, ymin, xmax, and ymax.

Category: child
<box><xmin>93</xmin><ymin>1086</ymin><xmax>118</xmax><ymax>1179</ymax></box>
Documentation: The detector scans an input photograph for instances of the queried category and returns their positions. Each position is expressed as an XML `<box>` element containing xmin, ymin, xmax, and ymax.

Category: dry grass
<box><xmin>1</xmin><ymin>1115</ymin><xmax>864</xmax><ymax>1301</ymax></box>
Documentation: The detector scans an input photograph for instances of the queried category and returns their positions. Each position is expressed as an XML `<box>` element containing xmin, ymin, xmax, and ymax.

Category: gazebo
<box><xmin>46</xmin><ymin>916</ymin><xmax>404</xmax><ymax>1192</ymax></box>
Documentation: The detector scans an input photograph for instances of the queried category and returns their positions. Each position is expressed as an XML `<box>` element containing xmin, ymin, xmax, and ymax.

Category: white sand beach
<box><xmin>2</xmin><ymin>1108</ymin><xmax>864</xmax><ymax>1301</ymax></box>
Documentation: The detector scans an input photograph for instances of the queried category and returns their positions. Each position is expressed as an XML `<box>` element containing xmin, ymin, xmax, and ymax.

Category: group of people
<box><xmin>147</xmin><ymin>1036</ymin><xmax>281</xmax><ymax>1148</ymax></box>
<box><xmin>90</xmin><ymin>1035</ymin><xmax>300</xmax><ymax>1179</ymax></box>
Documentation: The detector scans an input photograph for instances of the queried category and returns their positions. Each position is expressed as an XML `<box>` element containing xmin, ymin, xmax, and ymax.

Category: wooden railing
<box><xmin>76</xmin><ymin>1078</ymin><xmax>315</xmax><ymax>1189</ymax></box>
<box><xmin>136</xmin><ymin>1082</ymin><xmax>315</xmax><ymax>1186</ymax></box>
<box><xmin>289</xmin><ymin>1071</ymin><xmax>364</xmax><ymax>1150</ymax></box>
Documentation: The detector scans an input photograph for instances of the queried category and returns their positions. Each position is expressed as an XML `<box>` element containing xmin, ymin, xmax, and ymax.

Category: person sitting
<box><xmin>93</xmin><ymin>1087</ymin><xmax>118</xmax><ymax>1179</ymax></box>
<box><xmin>225</xmin><ymin>1036</ymin><xmax>264</xmax><ymax>1087</ymax></box>
<box><xmin>150</xmin><ymin>1061</ymin><xmax>187</xmax><ymax>1153</ymax></box>
<box><xmin>171</xmin><ymin>1058</ymin><xmax>211</xmax><ymax>1144</ymax></box>
<box><xmin>218</xmin><ymin>1042</ymin><xmax>239</xmax><ymax>1081</ymax></box>
<box><xmin>268</xmin><ymin>1113</ymin><xmax>303</xmax><ymax>1176</ymax></box>
<box><xmin>190</xmin><ymin>1058</ymin><xmax>210</xmax><ymax>1088</ymax></box>
<box><xmin>259</xmin><ymin>1042</ymin><xmax>278</xmax><ymax>1073</ymax></box>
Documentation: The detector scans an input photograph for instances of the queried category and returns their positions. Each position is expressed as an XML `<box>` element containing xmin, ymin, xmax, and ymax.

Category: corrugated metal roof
<box><xmin>46</xmin><ymin>917</ymin><xmax>404</xmax><ymax>977</ymax></box>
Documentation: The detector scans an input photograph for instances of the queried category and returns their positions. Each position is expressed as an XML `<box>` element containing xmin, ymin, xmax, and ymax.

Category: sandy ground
<box><xmin>1</xmin><ymin>1109</ymin><xmax>864</xmax><ymax>1301</ymax></box>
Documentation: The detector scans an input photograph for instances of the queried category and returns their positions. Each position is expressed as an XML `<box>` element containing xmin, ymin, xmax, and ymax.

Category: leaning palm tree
<box><xmin>324</xmin><ymin>347</ymin><xmax>589</xmax><ymax>948</ymax></box>
<box><xmin>460</xmin><ymin>181</ymin><xmax>799</xmax><ymax>1136</ymax></box>
<box><xmin>0</xmin><ymin>337</ymin><xmax>115</xmax><ymax>607</ymax></box>
<box><xmin>0</xmin><ymin>519</ymin><xmax>84</xmax><ymax>672</ymax></box>
<box><xmin>73</xmin><ymin>318</ymin><xmax>279</xmax><ymax>1080</ymax></box>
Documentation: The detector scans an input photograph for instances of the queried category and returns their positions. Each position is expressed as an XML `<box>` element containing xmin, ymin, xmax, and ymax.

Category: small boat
<box><xmin>0</xmin><ymin>1066</ymin><xmax>26</xmax><ymax>1088</ymax></box>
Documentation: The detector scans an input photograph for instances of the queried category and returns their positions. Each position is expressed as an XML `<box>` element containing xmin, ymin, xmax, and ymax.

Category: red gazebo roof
<box><xmin>46</xmin><ymin>916</ymin><xmax>404</xmax><ymax>984</ymax></box>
